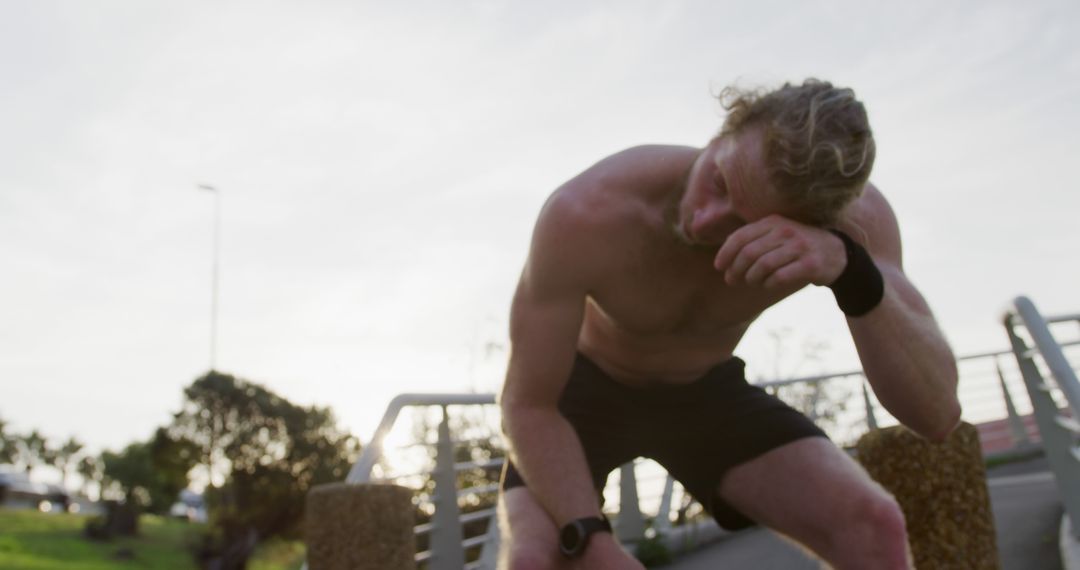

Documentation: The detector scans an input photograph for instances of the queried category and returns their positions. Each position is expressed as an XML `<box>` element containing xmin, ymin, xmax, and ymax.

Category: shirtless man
<box><xmin>497</xmin><ymin>79</ymin><xmax>961</xmax><ymax>570</ymax></box>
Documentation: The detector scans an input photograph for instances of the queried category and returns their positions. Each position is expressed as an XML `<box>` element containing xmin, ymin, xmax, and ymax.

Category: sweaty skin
<box><xmin>499</xmin><ymin>127</ymin><xmax>959</xmax><ymax>569</ymax></box>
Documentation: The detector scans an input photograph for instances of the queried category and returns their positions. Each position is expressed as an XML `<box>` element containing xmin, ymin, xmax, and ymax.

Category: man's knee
<box><xmin>828</xmin><ymin>490</ymin><xmax>909</xmax><ymax>566</ymax></box>
<box><xmin>852</xmin><ymin>491</ymin><xmax>907</xmax><ymax>539</ymax></box>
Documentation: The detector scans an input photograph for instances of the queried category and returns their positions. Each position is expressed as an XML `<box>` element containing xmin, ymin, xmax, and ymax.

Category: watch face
<box><xmin>559</xmin><ymin>521</ymin><xmax>584</xmax><ymax>556</ymax></box>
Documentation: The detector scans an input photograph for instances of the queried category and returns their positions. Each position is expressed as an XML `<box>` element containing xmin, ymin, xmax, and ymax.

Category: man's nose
<box><xmin>693</xmin><ymin>201</ymin><xmax>733</xmax><ymax>233</ymax></box>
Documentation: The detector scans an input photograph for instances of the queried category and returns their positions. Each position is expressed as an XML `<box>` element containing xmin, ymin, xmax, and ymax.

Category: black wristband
<box><xmin>827</xmin><ymin>230</ymin><xmax>884</xmax><ymax>317</ymax></box>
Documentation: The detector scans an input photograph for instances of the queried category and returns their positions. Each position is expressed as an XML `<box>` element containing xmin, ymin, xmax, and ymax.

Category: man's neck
<box><xmin>662</xmin><ymin>160</ymin><xmax>698</xmax><ymax>247</ymax></box>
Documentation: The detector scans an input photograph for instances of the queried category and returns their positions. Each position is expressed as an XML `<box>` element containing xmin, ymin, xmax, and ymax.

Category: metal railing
<box><xmin>336</xmin><ymin>322</ymin><xmax>1080</xmax><ymax>568</ymax></box>
<box><xmin>754</xmin><ymin>345</ymin><xmax>1044</xmax><ymax>453</ymax></box>
<box><xmin>347</xmin><ymin>394</ymin><xmax>502</xmax><ymax>570</ymax></box>
<box><xmin>1004</xmin><ymin>296</ymin><xmax>1080</xmax><ymax>538</ymax></box>
<box><xmin>344</xmin><ymin>394</ymin><xmax>723</xmax><ymax>569</ymax></box>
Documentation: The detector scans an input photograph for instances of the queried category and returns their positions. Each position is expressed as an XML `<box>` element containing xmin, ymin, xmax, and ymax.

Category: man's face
<box><xmin>675</xmin><ymin>127</ymin><xmax>789</xmax><ymax>248</ymax></box>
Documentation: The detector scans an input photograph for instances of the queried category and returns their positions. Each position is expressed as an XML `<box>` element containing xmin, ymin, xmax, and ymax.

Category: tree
<box><xmin>54</xmin><ymin>436</ymin><xmax>84</xmax><ymax>490</ymax></box>
<box><xmin>0</xmin><ymin>416</ymin><xmax>14</xmax><ymax>465</ymax></box>
<box><xmin>758</xmin><ymin>329</ymin><xmax>851</xmax><ymax>436</ymax></box>
<box><xmin>167</xmin><ymin>371</ymin><xmax>360</xmax><ymax>568</ymax></box>
<box><xmin>101</xmin><ymin>429</ymin><xmax>197</xmax><ymax>515</ymax></box>
<box><xmin>14</xmin><ymin>429</ymin><xmax>52</xmax><ymax>477</ymax></box>
<box><xmin>77</xmin><ymin>455</ymin><xmax>103</xmax><ymax>498</ymax></box>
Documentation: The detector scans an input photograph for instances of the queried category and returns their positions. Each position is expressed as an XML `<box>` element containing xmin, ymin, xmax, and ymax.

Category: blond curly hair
<box><xmin>719</xmin><ymin>79</ymin><xmax>875</xmax><ymax>227</ymax></box>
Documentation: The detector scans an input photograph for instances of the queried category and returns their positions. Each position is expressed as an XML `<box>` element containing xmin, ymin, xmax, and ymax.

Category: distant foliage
<box><xmin>101</xmin><ymin>428</ymin><xmax>196</xmax><ymax>514</ymax></box>
<box><xmin>167</xmin><ymin>371</ymin><xmax>360</xmax><ymax>568</ymax></box>
<box><xmin>0</xmin><ymin>416</ymin><xmax>14</xmax><ymax>465</ymax></box>
<box><xmin>54</xmin><ymin>437</ymin><xmax>84</xmax><ymax>490</ymax></box>
<box><xmin>0</xmin><ymin>414</ymin><xmax>100</xmax><ymax>498</ymax></box>
<box><xmin>77</xmin><ymin>455</ymin><xmax>104</xmax><ymax>497</ymax></box>
<box><xmin>756</xmin><ymin>328</ymin><xmax>851</xmax><ymax>436</ymax></box>
<box><xmin>12</xmin><ymin>429</ymin><xmax>52</xmax><ymax>476</ymax></box>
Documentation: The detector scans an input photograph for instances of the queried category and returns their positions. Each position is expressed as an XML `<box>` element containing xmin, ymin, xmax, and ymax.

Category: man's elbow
<box><xmin>499</xmin><ymin>396</ymin><xmax>551</xmax><ymax>443</ymax></box>
<box><xmin>499</xmin><ymin>396</ymin><xmax>524</xmax><ymax>440</ymax></box>
<box><xmin>922</xmin><ymin>399</ymin><xmax>963</xmax><ymax>443</ymax></box>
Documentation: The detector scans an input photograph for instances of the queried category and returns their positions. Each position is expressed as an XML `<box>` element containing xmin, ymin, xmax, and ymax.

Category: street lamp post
<box><xmin>198</xmin><ymin>183</ymin><xmax>220</xmax><ymax>372</ymax></box>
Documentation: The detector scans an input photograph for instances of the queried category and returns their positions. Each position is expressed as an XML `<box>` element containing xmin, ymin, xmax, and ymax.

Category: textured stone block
<box><xmin>305</xmin><ymin>483</ymin><xmax>416</xmax><ymax>570</ymax></box>
<box><xmin>856</xmin><ymin>422</ymin><xmax>999</xmax><ymax>570</ymax></box>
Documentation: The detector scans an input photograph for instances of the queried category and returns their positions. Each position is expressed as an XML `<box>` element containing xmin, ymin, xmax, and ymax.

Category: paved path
<box><xmin>661</xmin><ymin>457</ymin><xmax>1062</xmax><ymax>569</ymax></box>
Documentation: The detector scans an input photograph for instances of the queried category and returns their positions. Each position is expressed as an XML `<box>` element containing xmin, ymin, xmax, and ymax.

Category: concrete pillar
<box><xmin>305</xmin><ymin>482</ymin><xmax>416</xmax><ymax>570</ymax></box>
<box><xmin>855</xmin><ymin>422</ymin><xmax>1000</xmax><ymax>570</ymax></box>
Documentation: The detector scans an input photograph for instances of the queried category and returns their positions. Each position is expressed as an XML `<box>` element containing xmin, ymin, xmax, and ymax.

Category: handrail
<box><xmin>335</xmin><ymin>326</ymin><xmax>1080</xmax><ymax>567</ymax></box>
<box><xmin>1005</xmin><ymin>296</ymin><xmax>1080</xmax><ymax>538</ymax></box>
<box><xmin>347</xmin><ymin>393</ymin><xmax>495</xmax><ymax>484</ymax></box>
<box><xmin>1013</xmin><ymin>297</ymin><xmax>1080</xmax><ymax>420</ymax></box>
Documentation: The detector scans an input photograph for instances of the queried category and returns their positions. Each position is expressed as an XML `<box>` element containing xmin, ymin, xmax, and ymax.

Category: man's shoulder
<box><xmin>546</xmin><ymin>144</ymin><xmax>698</xmax><ymax>223</ymax></box>
<box><xmin>575</xmin><ymin>144</ymin><xmax>699</xmax><ymax>190</ymax></box>
<box><xmin>529</xmin><ymin>145</ymin><xmax>696</xmax><ymax>268</ymax></box>
<box><xmin>838</xmin><ymin>182</ymin><xmax>902</xmax><ymax>259</ymax></box>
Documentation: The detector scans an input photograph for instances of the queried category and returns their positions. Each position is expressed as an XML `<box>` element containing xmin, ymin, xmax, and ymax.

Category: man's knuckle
<box><xmin>743</xmin><ymin>242</ymin><xmax>766</xmax><ymax>258</ymax></box>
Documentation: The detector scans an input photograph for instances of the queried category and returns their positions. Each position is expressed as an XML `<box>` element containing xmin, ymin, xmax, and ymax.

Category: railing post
<box><xmin>476</xmin><ymin>513</ymin><xmax>502</xmax><ymax>570</ymax></box>
<box><xmin>862</xmin><ymin>380</ymin><xmax>879</xmax><ymax>431</ymax></box>
<box><xmin>655</xmin><ymin>475</ymin><xmax>676</xmax><ymax>534</ymax></box>
<box><xmin>995</xmin><ymin>356</ymin><xmax>1032</xmax><ymax>448</ymax></box>
<box><xmin>615</xmin><ymin>462</ymin><xmax>646</xmax><ymax>542</ymax></box>
<box><xmin>1005</xmin><ymin>313</ymin><xmax>1080</xmax><ymax>537</ymax></box>
<box><xmin>430</xmin><ymin>406</ymin><xmax>465</xmax><ymax>570</ymax></box>
<box><xmin>1014</xmin><ymin>296</ymin><xmax>1080</xmax><ymax>419</ymax></box>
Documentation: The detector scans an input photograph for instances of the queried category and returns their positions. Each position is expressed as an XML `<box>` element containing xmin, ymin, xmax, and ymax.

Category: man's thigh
<box><xmin>716</xmin><ymin>437</ymin><xmax>891</xmax><ymax>549</ymax></box>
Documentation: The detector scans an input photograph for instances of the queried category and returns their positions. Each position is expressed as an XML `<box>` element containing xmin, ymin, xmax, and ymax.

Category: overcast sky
<box><xmin>3</xmin><ymin>0</ymin><xmax>1079</xmax><ymax>457</ymax></box>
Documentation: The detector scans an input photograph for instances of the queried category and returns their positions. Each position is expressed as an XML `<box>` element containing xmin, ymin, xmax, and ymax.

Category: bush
<box><xmin>634</xmin><ymin>535</ymin><xmax>673</xmax><ymax>567</ymax></box>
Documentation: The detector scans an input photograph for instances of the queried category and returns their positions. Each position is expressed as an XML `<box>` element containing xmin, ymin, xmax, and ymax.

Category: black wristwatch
<box><xmin>558</xmin><ymin>516</ymin><xmax>612</xmax><ymax>558</ymax></box>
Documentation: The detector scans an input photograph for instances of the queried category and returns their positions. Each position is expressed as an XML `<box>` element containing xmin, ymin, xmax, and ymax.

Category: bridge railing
<box><xmin>334</xmin><ymin>328</ymin><xmax>1078</xmax><ymax>568</ymax></box>
<box><xmin>1004</xmin><ymin>296</ymin><xmax>1080</xmax><ymax>538</ymax></box>
<box><xmin>346</xmin><ymin>394</ymin><xmax>502</xmax><ymax>570</ymax></box>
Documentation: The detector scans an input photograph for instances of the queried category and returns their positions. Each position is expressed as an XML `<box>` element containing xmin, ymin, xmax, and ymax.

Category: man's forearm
<box><xmin>849</xmin><ymin>269</ymin><xmax>961</xmax><ymax>441</ymax></box>
<box><xmin>503</xmin><ymin>405</ymin><xmax>605</xmax><ymax>526</ymax></box>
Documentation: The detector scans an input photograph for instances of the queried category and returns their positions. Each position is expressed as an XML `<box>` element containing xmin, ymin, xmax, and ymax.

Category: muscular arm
<box><xmin>714</xmin><ymin>184</ymin><xmax>961</xmax><ymax>441</ymax></box>
<box><xmin>838</xmin><ymin>187</ymin><xmax>961</xmax><ymax>441</ymax></box>
<box><xmin>499</xmin><ymin>191</ymin><xmax>606</xmax><ymax>527</ymax></box>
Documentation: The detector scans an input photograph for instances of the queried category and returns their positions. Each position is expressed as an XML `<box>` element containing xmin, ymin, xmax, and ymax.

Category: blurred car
<box><xmin>0</xmin><ymin>465</ymin><xmax>72</xmax><ymax>513</ymax></box>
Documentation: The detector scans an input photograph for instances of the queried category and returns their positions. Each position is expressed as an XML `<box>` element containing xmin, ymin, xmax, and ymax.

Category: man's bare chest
<box><xmin>587</xmin><ymin>249</ymin><xmax>789</xmax><ymax>337</ymax></box>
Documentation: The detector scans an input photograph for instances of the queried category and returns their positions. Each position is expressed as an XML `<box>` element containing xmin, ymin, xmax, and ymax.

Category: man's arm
<box><xmin>498</xmin><ymin>190</ymin><xmax>610</xmax><ymax>527</ymax></box>
<box><xmin>714</xmin><ymin>185</ymin><xmax>961</xmax><ymax>441</ymax></box>
<box><xmin>837</xmin><ymin>186</ymin><xmax>961</xmax><ymax>441</ymax></box>
<box><xmin>500</xmin><ymin>190</ymin><xmax>646</xmax><ymax>568</ymax></box>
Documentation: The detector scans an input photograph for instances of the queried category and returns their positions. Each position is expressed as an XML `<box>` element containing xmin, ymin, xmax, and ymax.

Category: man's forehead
<box><xmin>712</xmin><ymin>132</ymin><xmax>762</xmax><ymax>189</ymax></box>
<box><xmin>712</xmin><ymin>129</ymin><xmax>791</xmax><ymax>218</ymax></box>
<box><xmin>712</xmin><ymin>129</ymin><xmax>763</xmax><ymax>165</ymax></box>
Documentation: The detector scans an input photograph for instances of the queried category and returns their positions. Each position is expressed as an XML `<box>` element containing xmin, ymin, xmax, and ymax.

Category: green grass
<box><xmin>0</xmin><ymin>509</ymin><xmax>305</xmax><ymax>570</ymax></box>
<box><xmin>0</xmin><ymin>509</ymin><xmax>202</xmax><ymax>569</ymax></box>
<box><xmin>249</xmin><ymin>538</ymin><xmax>306</xmax><ymax>570</ymax></box>
<box><xmin>984</xmin><ymin>446</ymin><xmax>1045</xmax><ymax>470</ymax></box>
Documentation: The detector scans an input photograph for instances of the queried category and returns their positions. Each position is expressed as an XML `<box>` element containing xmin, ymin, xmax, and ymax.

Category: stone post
<box><xmin>855</xmin><ymin>422</ymin><xmax>1000</xmax><ymax>569</ymax></box>
<box><xmin>305</xmin><ymin>483</ymin><xmax>416</xmax><ymax>570</ymax></box>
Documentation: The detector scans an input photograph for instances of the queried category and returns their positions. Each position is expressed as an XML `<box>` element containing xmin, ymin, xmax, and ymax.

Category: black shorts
<box><xmin>501</xmin><ymin>353</ymin><xmax>828</xmax><ymax>530</ymax></box>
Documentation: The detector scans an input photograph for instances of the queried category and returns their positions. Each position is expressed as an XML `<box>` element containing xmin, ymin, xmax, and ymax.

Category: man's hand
<box><xmin>573</xmin><ymin>533</ymin><xmax>646</xmax><ymax>570</ymax></box>
<box><xmin>713</xmin><ymin>215</ymin><xmax>847</xmax><ymax>289</ymax></box>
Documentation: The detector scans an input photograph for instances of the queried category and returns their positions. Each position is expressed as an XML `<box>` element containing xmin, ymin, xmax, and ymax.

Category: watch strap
<box><xmin>559</xmin><ymin>516</ymin><xmax>612</xmax><ymax>558</ymax></box>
